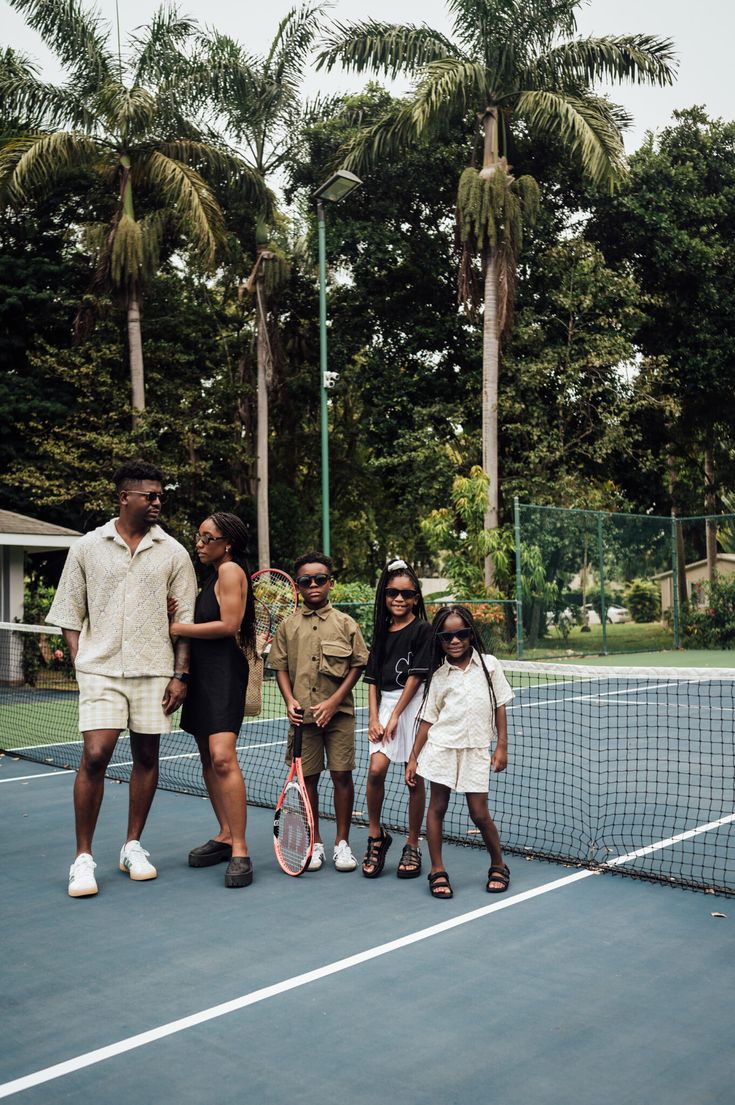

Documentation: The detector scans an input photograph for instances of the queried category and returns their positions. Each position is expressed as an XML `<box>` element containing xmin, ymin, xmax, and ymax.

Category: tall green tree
<box><xmin>199</xmin><ymin>4</ymin><xmax>324</xmax><ymax>567</ymax></box>
<box><xmin>0</xmin><ymin>0</ymin><xmax>262</xmax><ymax>427</ymax></box>
<box><xmin>318</xmin><ymin>0</ymin><xmax>676</xmax><ymax>579</ymax></box>
<box><xmin>589</xmin><ymin>107</ymin><xmax>735</xmax><ymax>577</ymax></box>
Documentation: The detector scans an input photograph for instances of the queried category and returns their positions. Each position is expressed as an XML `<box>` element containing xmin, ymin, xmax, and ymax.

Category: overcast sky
<box><xmin>3</xmin><ymin>0</ymin><xmax>733</xmax><ymax>150</ymax></box>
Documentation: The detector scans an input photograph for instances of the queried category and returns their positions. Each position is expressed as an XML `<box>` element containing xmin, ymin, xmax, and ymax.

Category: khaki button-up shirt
<box><xmin>419</xmin><ymin>650</ymin><xmax>514</xmax><ymax>748</ymax></box>
<box><xmin>47</xmin><ymin>519</ymin><xmax>197</xmax><ymax>678</ymax></box>
<box><xmin>267</xmin><ymin>603</ymin><xmax>368</xmax><ymax>722</ymax></box>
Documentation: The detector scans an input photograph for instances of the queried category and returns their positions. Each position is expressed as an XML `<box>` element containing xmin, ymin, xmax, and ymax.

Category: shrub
<box><xmin>623</xmin><ymin>578</ymin><xmax>661</xmax><ymax>623</ymax></box>
<box><xmin>681</xmin><ymin>573</ymin><xmax>735</xmax><ymax>649</ymax></box>
<box><xmin>332</xmin><ymin>581</ymin><xmax>375</xmax><ymax>644</ymax></box>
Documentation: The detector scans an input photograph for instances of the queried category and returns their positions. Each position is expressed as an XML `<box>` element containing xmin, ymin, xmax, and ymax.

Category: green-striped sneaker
<box><xmin>119</xmin><ymin>840</ymin><xmax>157</xmax><ymax>881</ymax></box>
<box><xmin>68</xmin><ymin>853</ymin><xmax>98</xmax><ymax>898</ymax></box>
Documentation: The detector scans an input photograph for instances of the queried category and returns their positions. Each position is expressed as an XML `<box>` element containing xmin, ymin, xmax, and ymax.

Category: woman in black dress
<box><xmin>170</xmin><ymin>512</ymin><xmax>256</xmax><ymax>888</ymax></box>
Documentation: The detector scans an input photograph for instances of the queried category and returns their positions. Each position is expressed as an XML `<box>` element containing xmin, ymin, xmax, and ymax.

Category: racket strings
<box><xmin>276</xmin><ymin>783</ymin><xmax>312</xmax><ymax>873</ymax></box>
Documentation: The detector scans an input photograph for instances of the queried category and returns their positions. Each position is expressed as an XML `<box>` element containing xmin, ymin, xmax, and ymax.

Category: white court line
<box><xmin>1</xmin><ymin>809</ymin><xmax>732</xmax><ymax>1101</ymax></box>
<box><xmin>0</xmin><ymin>770</ymin><xmax>72</xmax><ymax>784</ymax></box>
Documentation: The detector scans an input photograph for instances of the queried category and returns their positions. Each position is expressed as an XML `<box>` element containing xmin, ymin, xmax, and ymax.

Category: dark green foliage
<box><xmin>623</xmin><ymin>578</ymin><xmax>661</xmax><ymax>623</ymax></box>
<box><xmin>681</xmin><ymin>574</ymin><xmax>735</xmax><ymax>649</ymax></box>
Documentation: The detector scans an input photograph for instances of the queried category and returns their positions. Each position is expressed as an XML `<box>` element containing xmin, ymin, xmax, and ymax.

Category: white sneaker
<box><xmin>333</xmin><ymin>839</ymin><xmax>357</xmax><ymax>872</ymax></box>
<box><xmin>68</xmin><ymin>853</ymin><xmax>98</xmax><ymax>898</ymax></box>
<box><xmin>307</xmin><ymin>842</ymin><xmax>325</xmax><ymax>871</ymax></box>
<box><xmin>119</xmin><ymin>840</ymin><xmax>157</xmax><ymax>881</ymax></box>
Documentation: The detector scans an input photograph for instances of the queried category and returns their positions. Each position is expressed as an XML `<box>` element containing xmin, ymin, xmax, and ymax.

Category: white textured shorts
<box><xmin>76</xmin><ymin>672</ymin><xmax>173</xmax><ymax>734</ymax></box>
<box><xmin>417</xmin><ymin>742</ymin><xmax>491</xmax><ymax>793</ymax></box>
<box><xmin>370</xmin><ymin>687</ymin><xmax>423</xmax><ymax>764</ymax></box>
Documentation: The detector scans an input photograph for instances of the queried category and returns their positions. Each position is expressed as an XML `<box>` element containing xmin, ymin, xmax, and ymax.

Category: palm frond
<box><xmin>514</xmin><ymin>88</ymin><xmax>627</xmax><ymax>187</ymax></box>
<box><xmin>95</xmin><ymin>81</ymin><xmax>157</xmax><ymax>137</ymax></box>
<box><xmin>0</xmin><ymin>130</ymin><xmax>102</xmax><ymax>203</ymax></box>
<box><xmin>135</xmin><ymin>150</ymin><xmax>224</xmax><ymax>265</ymax></box>
<box><xmin>317</xmin><ymin>20</ymin><xmax>458</xmax><ymax>78</ymax></box>
<box><xmin>155</xmin><ymin>138</ymin><xmax>267</xmax><ymax>203</ymax></box>
<box><xmin>0</xmin><ymin>71</ymin><xmax>98</xmax><ymax>130</ymax></box>
<box><xmin>267</xmin><ymin>2</ymin><xmax>325</xmax><ymax>91</ymax></box>
<box><xmin>130</xmin><ymin>3</ymin><xmax>199</xmax><ymax>86</ymax></box>
<box><xmin>409</xmin><ymin>57</ymin><xmax>488</xmax><ymax>134</ymax></box>
<box><xmin>525</xmin><ymin>34</ymin><xmax>677</xmax><ymax>91</ymax></box>
<box><xmin>8</xmin><ymin>0</ymin><xmax>114</xmax><ymax>90</ymax></box>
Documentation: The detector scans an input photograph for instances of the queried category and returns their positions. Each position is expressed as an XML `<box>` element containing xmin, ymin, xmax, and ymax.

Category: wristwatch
<box><xmin>172</xmin><ymin>671</ymin><xmax>190</xmax><ymax>684</ymax></box>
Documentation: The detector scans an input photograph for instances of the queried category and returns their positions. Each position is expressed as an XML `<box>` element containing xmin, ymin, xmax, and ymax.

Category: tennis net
<box><xmin>2</xmin><ymin>621</ymin><xmax>733</xmax><ymax>896</ymax></box>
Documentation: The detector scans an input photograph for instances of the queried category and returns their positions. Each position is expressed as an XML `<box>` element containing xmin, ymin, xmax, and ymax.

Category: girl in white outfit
<box><xmin>406</xmin><ymin>605</ymin><xmax>513</xmax><ymax>899</ymax></box>
<box><xmin>362</xmin><ymin>560</ymin><xmax>433</xmax><ymax>879</ymax></box>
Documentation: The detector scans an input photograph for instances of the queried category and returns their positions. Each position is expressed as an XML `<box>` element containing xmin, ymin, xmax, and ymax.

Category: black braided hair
<box><xmin>206</xmin><ymin>512</ymin><xmax>256</xmax><ymax>654</ymax></box>
<box><xmin>418</xmin><ymin>604</ymin><xmax>497</xmax><ymax>718</ymax></box>
<box><xmin>371</xmin><ymin>559</ymin><xmax>427</xmax><ymax>695</ymax></box>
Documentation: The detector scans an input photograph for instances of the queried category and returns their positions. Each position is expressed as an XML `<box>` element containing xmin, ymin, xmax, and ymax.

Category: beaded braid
<box><xmin>371</xmin><ymin>559</ymin><xmax>428</xmax><ymax>696</ymax></box>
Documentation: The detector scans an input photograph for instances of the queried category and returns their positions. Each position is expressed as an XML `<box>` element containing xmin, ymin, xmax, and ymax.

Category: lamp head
<box><xmin>313</xmin><ymin>169</ymin><xmax>362</xmax><ymax>203</ymax></box>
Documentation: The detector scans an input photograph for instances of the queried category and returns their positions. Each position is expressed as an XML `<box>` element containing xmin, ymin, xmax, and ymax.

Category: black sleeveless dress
<box><xmin>180</xmin><ymin>573</ymin><xmax>249</xmax><ymax>740</ymax></box>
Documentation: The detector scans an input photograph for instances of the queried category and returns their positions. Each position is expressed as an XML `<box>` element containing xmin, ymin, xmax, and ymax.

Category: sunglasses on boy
<box><xmin>295</xmin><ymin>573</ymin><xmax>332</xmax><ymax>588</ymax></box>
<box><xmin>385</xmin><ymin>587</ymin><xmax>417</xmax><ymax>600</ymax></box>
<box><xmin>437</xmin><ymin>628</ymin><xmax>473</xmax><ymax>643</ymax></box>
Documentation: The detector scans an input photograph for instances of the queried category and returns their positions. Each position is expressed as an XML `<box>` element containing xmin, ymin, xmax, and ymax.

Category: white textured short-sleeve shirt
<box><xmin>419</xmin><ymin>650</ymin><xmax>514</xmax><ymax>749</ymax></box>
<box><xmin>47</xmin><ymin>519</ymin><xmax>197</xmax><ymax>678</ymax></box>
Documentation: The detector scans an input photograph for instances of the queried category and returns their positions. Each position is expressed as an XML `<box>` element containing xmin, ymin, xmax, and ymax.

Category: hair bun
<box><xmin>387</xmin><ymin>558</ymin><xmax>408</xmax><ymax>571</ymax></box>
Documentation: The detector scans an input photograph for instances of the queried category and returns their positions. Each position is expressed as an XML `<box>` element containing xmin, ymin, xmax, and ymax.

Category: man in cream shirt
<box><xmin>48</xmin><ymin>460</ymin><xmax>197</xmax><ymax>897</ymax></box>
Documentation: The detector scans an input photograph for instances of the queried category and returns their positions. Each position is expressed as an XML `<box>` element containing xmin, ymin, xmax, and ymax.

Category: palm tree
<box><xmin>200</xmin><ymin>4</ymin><xmax>324</xmax><ymax>567</ymax></box>
<box><xmin>318</xmin><ymin>0</ymin><xmax>676</xmax><ymax>579</ymax></box>
<box><xmin>0</xmin><ymin>1</ymin><xmax>263</xmax><ymax>427</ymax></box>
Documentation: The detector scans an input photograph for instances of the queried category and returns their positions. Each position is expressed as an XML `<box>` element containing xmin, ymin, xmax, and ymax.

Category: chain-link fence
<box><xmin>334</xmin><ymin>599</ymin><xmax>519</xmax><ymax>658</ymax></box>
<box><xmin>514</xmin><ymin>501</ymin><xmax>735</xmax><ymax>657</ymax></box>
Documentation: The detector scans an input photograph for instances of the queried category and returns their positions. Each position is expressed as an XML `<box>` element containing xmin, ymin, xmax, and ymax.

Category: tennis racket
<box><xmin>252</xmin><ymin>569</ymin><xmax>298</xmax><ymax>646</ymax></box>
<box><xmin>253</xmin><ymin>597</ymin><xmax>272</xmax><ymax>652</ymax></box>
<box><xmin>273</xmin><ymin>710</ymin><xmax>314</xmax><ymax>876</ymax></box>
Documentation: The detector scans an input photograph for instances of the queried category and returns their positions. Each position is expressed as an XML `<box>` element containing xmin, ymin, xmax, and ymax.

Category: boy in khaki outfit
<box><xmin>268</xmin><ymin>552</ymin><xmax>368</xmax><ymax>871</ymax></box>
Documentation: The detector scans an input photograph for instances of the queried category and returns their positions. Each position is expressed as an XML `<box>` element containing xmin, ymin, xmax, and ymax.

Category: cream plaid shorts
<box><xmin>417</xmin><ymin>742</ymin><xmax>491</xmax><ymax>793</ymax></box>
<box><xmin>76</xmin><ymin>672</ymin><xmax>173</xmax><ymax>734</ymax></box>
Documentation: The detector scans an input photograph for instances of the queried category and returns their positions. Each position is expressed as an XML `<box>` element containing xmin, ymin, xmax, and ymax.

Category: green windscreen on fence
<box><xmin>515</xmin><ymin>503</ymin><xmax>735</xmax><ymax>658</ymax></box>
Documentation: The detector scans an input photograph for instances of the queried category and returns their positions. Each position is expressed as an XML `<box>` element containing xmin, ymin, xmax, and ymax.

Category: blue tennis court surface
<box><xmin>1</xmin><ymin>750</ymin><xmax>733</xmax><ymax>1105</ymax></box>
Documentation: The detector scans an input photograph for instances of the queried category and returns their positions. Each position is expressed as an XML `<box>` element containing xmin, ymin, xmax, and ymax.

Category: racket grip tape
<box><xmin>293</xmin><ymin>707</ymin><xmax>305</xmax><ymax>759</ymax></box>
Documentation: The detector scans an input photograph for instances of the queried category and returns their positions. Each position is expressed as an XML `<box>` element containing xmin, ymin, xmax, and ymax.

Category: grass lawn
<box><xmin>524</xmin><ymin>620</ymin><xmax>674</xmax><ymax>659</ymax></box>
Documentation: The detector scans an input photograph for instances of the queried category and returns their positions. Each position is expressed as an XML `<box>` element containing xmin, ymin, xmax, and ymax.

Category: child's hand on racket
<box><xmin>368</xmin><ymin>715</ymin><xmax>385</xmax><ymax>743</ymax></box>
<box><xmin>286</xmin><ymin>699</ymin><xmax>304</xmax><ymax>726</ymax></box>
<box><xmin>491</xmin><ymin>744</ymin><xmax>508</xmax><ymax>773</ymax></box>
<box><xmin>405</xmin><ymin>753</ymin><xmax>418</xmax><ymax>788</ymax></box>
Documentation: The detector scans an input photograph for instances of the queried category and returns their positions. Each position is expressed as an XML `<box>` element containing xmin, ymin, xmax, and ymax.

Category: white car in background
<box><xmin>581</xmin><ymin>603</ymin><xmax>631</xmax><ymax>625</ymax></box>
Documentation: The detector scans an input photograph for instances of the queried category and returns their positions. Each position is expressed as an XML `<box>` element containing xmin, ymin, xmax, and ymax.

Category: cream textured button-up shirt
<box><xmin>47</xmin><ymin>519</ymin><xmax>197</xmax><ymax>678</ymax></box>
<box><xmin>419</xmin><ymin>650</ymin><xmax>514</xmax><ymax>748</ymax></box>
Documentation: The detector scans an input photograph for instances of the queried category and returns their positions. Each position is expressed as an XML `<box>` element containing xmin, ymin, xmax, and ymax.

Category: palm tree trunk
<box><xmin>255</xmin><ymin>279</ymin><xmax>271</xmax><ymax>569</ymax></box>
<box><xmin>127</xmin><ymin>294</ymin><xmax>145</xmax><ymax>428</ymax></box>
<box><xmin>704</xmin><ymin>440</ymin><xmax>717</xmax><ymax>582</ymax></box>
<box><xmin>667</xmin><ymin>448</ymin><xmax>688</xmax><ymax>609</ymax></box>
<box><xmin>480</xmin><ymin>107</ymin><xmax>500</xmax><ymax>588</ymax></box>
<box><xmin>482</xmin><ymin>248</ymin><xmax>500</xmax><ymax>587</ymax></box>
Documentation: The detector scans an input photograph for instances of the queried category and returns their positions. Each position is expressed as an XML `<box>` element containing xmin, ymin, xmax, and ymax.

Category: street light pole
<box><xmin>312</xmin><ymin>170</ymin><xmax>362</xmax><ymax>559</ymax></box>
<box><xmin>317</xmin><ymin>198</ymin><xmax>330</xmax><ymax>554</ymax></box>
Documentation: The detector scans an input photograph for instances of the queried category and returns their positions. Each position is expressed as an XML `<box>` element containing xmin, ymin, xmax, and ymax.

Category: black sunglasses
<box><xmin>437</xmin><ymin>628</ymin><xmax>473</xmax><ymax>643</ymax></box>
<box><xmin>125</xmin><ymin>490</ymin><xmax>165</xmax><ymax>504</ymax></box>
<box><xmin>385</xmin><ymin>587</ymin><xmax>417</xmax><ymax>600</ymax></box>
<box><xmin>296</xmin><ymin>573</ymin><xmax>332</xmax><ymax>588</ymax></box>
<box><xmin>195</xmin><ymin>533</ymin><xmax>226</xmax><ymax>546</ymax></box>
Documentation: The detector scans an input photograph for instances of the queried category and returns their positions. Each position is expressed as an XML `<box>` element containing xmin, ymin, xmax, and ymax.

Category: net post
<box><xmin>671</xmin><ymin>515</ymin><xmax>681</xmax><ymax>648</ymax></box>
<box><xmin>514</xmin><ymin>497</ymin><xmax>524</xmax><ymax>658</ymax></box>
<box><xmin>597</xmin><ymin>512</ymin><xmax>608</xmax><ymax>655</ymax></box>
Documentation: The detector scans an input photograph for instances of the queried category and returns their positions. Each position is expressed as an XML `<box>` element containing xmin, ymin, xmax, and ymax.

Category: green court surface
<box><xmin>0</xmin><ymin>757</ymin><xmax>732</xmax><ymax>1105</ymax></box>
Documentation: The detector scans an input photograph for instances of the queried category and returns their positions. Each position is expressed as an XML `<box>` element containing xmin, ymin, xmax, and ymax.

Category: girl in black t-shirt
<box><xmin>362</xmin><ymin>559</ymin><xmax>432</xmax><ymax>879</ymax></box>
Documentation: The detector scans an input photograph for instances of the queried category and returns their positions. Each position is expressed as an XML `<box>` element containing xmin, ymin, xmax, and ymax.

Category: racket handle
<box><xmin>293</xmin><ymin>707</ymin><xmax>305</xmax><ymax>759</ymax></box>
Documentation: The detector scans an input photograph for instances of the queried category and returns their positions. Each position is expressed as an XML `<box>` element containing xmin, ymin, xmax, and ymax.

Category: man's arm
<box><xmin>61</xmin><ymin>628</ymin><xmax>80</xmax><ymax>665</ymax></box>
<box><xmin>162</xmin><ymin>637</ymin><xmax>190</xmax><ymax>716</ymax></box>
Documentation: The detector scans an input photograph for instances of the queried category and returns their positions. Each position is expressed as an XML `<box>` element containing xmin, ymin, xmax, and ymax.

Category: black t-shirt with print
<box><xmin>364</xmin><ymin>618</ymin><xmax>433</xmax><ymax>692</ymax></box>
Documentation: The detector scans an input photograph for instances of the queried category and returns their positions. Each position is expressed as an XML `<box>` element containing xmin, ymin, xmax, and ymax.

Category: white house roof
<box><xmin>0</xmin><ymin>509</ymin><xmax>81</xmax><ymax>550</ymax></box>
